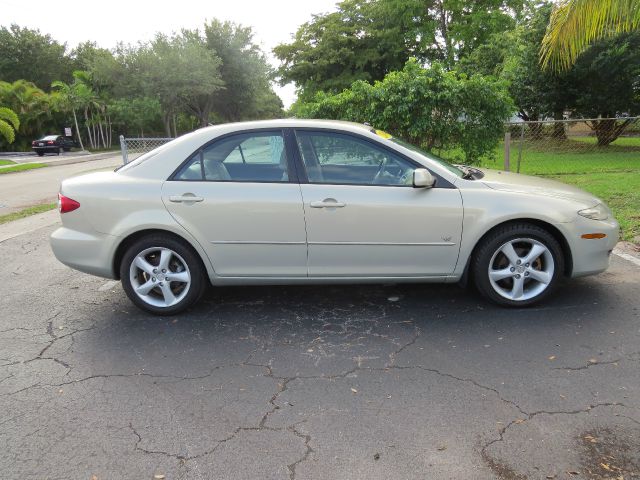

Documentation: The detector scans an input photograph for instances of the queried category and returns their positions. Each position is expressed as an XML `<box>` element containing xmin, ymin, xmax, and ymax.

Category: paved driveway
<box><xmin>1</xmin><ymin>225</ymin><xmax>638</xmax><ymax>479</ymax></box>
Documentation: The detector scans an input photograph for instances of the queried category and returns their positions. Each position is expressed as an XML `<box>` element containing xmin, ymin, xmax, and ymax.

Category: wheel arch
<box><xmin>461</xmin><ymin>218</ymin><xmax>573</xmax><ymax>285</ymax></box>
<box><xmin>112</xmin><ymin>228</ymin><xmax>212</xmax><ymax>281</ymax></box>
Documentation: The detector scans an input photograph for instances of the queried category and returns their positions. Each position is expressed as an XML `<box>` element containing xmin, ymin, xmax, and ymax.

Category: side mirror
<box><xmin>413</xmin><ymin>168</ymin><xmax>435</xmax><ymax>188</ymax></box>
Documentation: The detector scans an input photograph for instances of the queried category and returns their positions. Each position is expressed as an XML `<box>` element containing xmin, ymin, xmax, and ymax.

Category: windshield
<box><xmin>385</xmin><ymin>136</ymin><xmax>465</xmax><ymax>178</ymax></box>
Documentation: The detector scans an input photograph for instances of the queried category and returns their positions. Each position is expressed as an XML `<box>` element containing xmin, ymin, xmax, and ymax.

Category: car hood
<box><xmin>478</xmin><ymin>169</ymin><xmax>601</xmax><ymax>206</ymax></box>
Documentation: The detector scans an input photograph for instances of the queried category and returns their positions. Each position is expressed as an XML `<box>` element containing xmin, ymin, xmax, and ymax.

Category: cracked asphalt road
<box><xmin>1</xmin><ymin>225</ymin><xmax>639</xmax><ymax>480</ymax></box>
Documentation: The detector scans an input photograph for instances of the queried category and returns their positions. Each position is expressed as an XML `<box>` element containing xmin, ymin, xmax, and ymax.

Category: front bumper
<box><xmin>50</xmin><ymin>226</ymin><xmax>119</xmax><ymax>279</ymax></box>
<box><xmin>564</xmin><ymin>215</ymin><xmax>619</xmax><ymax>278</ymax></box>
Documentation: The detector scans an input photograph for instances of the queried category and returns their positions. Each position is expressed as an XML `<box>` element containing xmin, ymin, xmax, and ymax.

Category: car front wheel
<box><xmin>120</xmin><ymin>234</ymin><xmax>207</xmax><ymax>315</ymax></box>
<box><xmin>472</xmin><ymin>223</ymin><xmax>564</xmax><ymax>307</ymax></box>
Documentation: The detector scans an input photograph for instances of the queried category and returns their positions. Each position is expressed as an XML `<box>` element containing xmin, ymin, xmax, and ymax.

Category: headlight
<box><xmin>578</xmin><ymin>204</ymin><xmax>609</xmax><ymax>221</ymax></box>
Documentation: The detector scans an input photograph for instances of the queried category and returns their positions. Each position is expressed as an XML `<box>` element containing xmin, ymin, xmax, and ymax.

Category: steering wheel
<box><xmin>372</xmin><ymin>157</ymin><xmax>388</xmax><ymax>183</ymax></box>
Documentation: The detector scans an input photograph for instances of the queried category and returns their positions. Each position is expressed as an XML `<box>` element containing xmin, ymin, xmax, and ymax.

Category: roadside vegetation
<box><xmin>0</xmin><ymin>203</ymin><xmax>56</xmax><ymax>225</ymax></box>
<box><xmin>0</xmin><ymin>159</ymin><xmax>15</xmax><ymax>166</ymax></box>
<box><xmin>0</xmin><ymin>21</ymin><xmax>283</xmax><ymax>152</ymax></box>
<box><xmin>0</xmin><ymin>163</ymin><xmax>47</xmax><ymax>174</ymax></box>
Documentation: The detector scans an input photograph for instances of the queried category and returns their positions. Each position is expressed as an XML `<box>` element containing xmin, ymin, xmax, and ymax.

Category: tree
<box><xmin>274</xmin><ymin>0</ymin><xmax>527</xmax><ymax>99</ymax></box>
<box><xmin>541</xmin><ymin>0</ymin><xmax>640</xmax><ymax>71</ymax></box>
<box><xmin>567</xmin><ymin>31</ymin><xmax>640</xmax><ymax>145</ymax></box>
<box><xmin>0</xmin><ymin>25</ymin><xmax>74</xmax><ymax>90</ymax></box>
<box><xmin>133</xmin><ymin>33</ymin><xmax>224</xmax><ymax>133</ymax></box>
<box><xmin>203</xmin><ymin>20</ymin><xmax>283</xmax><ymax>121</ymax></box>
<box><xmin>0</xmin><ymin>107</ymin><xmax>20</xmax><ymax>144</ymax></box>
<box><xmin>51</xmin><ymin>79</ymin><xmax>86</xmax><ymax>150</ymax></box>
<box><xmin>499</xmin><ymin>3</ymin><xmax>572</xmax><ymax>126</ymax></box>
<box><xmin>295</xmin><ymin>59</ymin><xmax>514</xmax><ymax>163</ymax></box>
<box><xmin>0</xmin><ymin>80</ymin><xmax>54</xmax><ymax>149</ymax></box>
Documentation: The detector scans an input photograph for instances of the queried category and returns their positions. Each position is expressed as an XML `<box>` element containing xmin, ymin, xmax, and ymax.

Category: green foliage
<box><xmin>204</xmin><ymin>20</ymin><xmax>283</xmax><ymax>121</ymax></box>
<box><xmin>499</xmin><ymin>3</ymin><xmax>572</xmax><ymax>121</ymax></box>
<box><xmin>568</xmin><ymin>32</ymin><xmax>640</xmax><ymax>118</ymax></box>
<box><xmin>0</xmin><ymin>107</ymin><xmax>20</xmax><ymax>144</ymax></box>
<box><xmin>540</xmin><ymin>0</ymin><xmax>640</xmax><ymax>71</ymax></box>
<box><xmin>295</xmin><ymin>59</ymin><xmax>514</xmax><ymax>163</ymax></box>
<box><xmin>0</xmin><ymin>80</ymin><xmax>54</xmax><ymax>149</ymax></box>
<box><xmin>274</xmin><ymin>0</ymin><xmax>527</xmax><ymax>99</ymax></box>
<box><xmin>0</xmin><ymin>25</ymin><xmax>74</xmax><ymax>90</ymax></box>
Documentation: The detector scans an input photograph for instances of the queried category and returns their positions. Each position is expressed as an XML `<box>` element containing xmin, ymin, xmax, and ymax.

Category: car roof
<box><xmin>193</xmin><ymin>118</ymin><xmax>374</xmax><ymax>135</ymax></box>
<box><xmin>41</xmin><ymin>135</ymin><xmax>60</xmax><ymax>140</ymax></box>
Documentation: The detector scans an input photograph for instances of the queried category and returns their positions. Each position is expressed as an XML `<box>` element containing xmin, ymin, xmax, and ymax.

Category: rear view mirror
<box><xmin>413</xmin><ymin>168</ymin><xmax>435</xmax><ymax>188</ymax></box>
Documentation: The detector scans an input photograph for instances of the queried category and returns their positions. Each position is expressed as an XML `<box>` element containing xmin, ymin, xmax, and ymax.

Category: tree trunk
<box><xmin>553</xmin><ymin>112</ymin><xmax>566</xmax><ymax>140</ymax></box>
<box><xmin>72</xmin><ymin>109</ymin><xmax>85</xmax><ymax>151</ymax></box>
<box><xmin>172</xmin><ymin>115</ymin><xmax>178</xmax><ymax>138</ymax></box>
<box><xmin>590</xmin><ymin>118</ymin><xmax>631</xmax><ymax>146</ymax></box>
<box><xmin>84</xmin><ymin>108</ymin><xmax>94</xmax><ymax>150</ymax></box>
<box><xmin>163</xmin><ymin>112</ymin><xmax>172</xmax><ymax>137</ymax></box>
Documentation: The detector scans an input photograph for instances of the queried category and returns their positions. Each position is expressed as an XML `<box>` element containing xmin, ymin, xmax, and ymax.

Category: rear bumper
<box><xmin>565</xmin><ymin>216</ymin><xmax>619</xmax><ymax>278</ymax></box>
<box><xmin>50</xmin><ymin>226</ymin><xmax>118</xmax><ymax>279</ymax></box>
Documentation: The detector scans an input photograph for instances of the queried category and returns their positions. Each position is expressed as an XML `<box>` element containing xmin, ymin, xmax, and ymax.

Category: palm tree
<box><xmin>0</xmin><ymin>106</ymin><xmax>20</xmax><ymax>144</ymax></box>
<box><xmin>51</xmin><ymin>80</ymin><xmax>86</xmax><ymax>151</ymax></box>
<box><xmin>541</xmin><ymin>0</ymin><xmax>640</xmax><ymax>71</ymax></box>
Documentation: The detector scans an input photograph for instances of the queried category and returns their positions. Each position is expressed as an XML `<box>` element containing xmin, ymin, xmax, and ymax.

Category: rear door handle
<box><xmin>169</xmin><ymin>194</ymin><xmax>204</xmax><ymax>203</ymax></box>
<box><xmin>310</xmin><ymin>198</ymin><xmax>346</xmax><ymax>208</ymax></box>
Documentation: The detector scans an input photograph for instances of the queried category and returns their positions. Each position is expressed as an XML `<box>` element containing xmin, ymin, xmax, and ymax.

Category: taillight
<box><xmin>58</xmin><ymin>193</ymin><xmax>80</xmax><ymax>213</ymax></box>
<box><xmin>32</xmin><ymin>141</ymin><xmax>36</xmax><ymax>146</ymax></box>
<box><xmin>47</xmin><ymin>140</ymin><xmax>54</xmax><ymax>145</ymax></box>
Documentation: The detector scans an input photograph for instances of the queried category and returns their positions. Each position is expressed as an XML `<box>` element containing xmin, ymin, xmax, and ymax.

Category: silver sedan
<box><xmin>51</xmin><ymin>120</ymin><xmax>619</xmax><ymax>314</ymax></box>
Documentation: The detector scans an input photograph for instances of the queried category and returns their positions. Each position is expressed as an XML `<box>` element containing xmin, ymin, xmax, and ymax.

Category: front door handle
<box><xmin>310</xmin><ymin>198</ymin><xmax>346</xmax><ymax>208</ymax></box>
<box><xmin>169</xmin><ymin>194</ymin><xmax>204</xmax><ymax>203</ymax></box>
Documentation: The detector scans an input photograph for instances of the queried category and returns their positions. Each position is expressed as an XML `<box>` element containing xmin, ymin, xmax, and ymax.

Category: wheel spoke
<box><xmin>528</xmin><ymin>269</ymin><xmax>551</xmax><ymax>284</ymax></box>
<box><xmin>169</xmin><ymin>271</ymin><xmax>190</xmax><ymax>283</ymax></box>
<box><xmin>489</xmin><ymin>267</ymin><xmax>513</xmax><ymax>281</ymax></box>
<box><xmin>136</xmin><ymin>279</ymin><xmax>156</xmax><ymax>296</ymax></box>
<box><xmin>511</xmin><ymin>276</ymin><xmax>525</xmax><ymax>299</ymax></box>
<box><xmin>524</xmin><ymin>244</ymin><xmax>547</xmax><ymax>265</ymax></box>
<box><xmin>134</xmin><ymin>256</ymin><xmax>155</xmax><ymax>275</ymax></box>
<box><xmin>160</xmin><ymin>283</ymin><xmax>176</xmax><ymax>306</ymax></box>
<box><xmin>158</xmin><ymin>249</ymin><xmax>173</xmax><ymax>271</ymax></box>
<box><xmin>500</xmin><ymin>242</ymin><xmax>521</xmax><ymax>265</ymax></box>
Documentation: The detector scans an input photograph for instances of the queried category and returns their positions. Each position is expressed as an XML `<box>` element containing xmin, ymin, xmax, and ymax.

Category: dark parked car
<box><xmin>32</xmin><ymin>135</ymin><xmax>75</xmax><ymax>156</ymax></box>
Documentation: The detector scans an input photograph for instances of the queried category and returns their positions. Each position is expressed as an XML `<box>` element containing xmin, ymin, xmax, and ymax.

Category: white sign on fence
<box><xmin>64</xmin><ymin>127</ymin><xmax>72</xmax><ymax>137</ymax></box>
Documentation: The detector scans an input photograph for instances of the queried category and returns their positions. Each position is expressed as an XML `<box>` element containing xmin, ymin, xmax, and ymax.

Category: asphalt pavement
<box><xmin>0</xmin><ymin>223</ymin><xmax>638</xmax><ymax>479</ymax></box>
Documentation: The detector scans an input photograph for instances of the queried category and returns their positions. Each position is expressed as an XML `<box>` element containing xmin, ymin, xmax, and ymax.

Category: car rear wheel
<box><xmin>57</xmin><ymin>147</ymin><xmax>63</xmax><ymax>155</ymax></box>
<box><xmin>36</xmin><ymin>151</ymin><xmax>44</xmax><ymax>157</ymax></box>
<box><xmin>120</xmin><ymin>234</ymin><xmax>207</xmax><ymax>315</ymax></box>
<box><xmin>472</xmin><ymin>223</ymin><xmax>564</xmax><ymax>307</ymax></box>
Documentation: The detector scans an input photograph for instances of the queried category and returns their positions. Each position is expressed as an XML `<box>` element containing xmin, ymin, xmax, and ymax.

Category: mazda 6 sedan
<box><xmin>50</xmin><ymin>119</ymin><xmax>619</xmax><ymax>314</ymax></box>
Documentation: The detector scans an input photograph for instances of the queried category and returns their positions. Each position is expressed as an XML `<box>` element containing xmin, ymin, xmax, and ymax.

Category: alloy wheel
<box><xmin>129</xmin><ymin>247</ymin><xmax>191</xmax><ymax>308</ymax></box>
<box><xmin>488</xmin><ymin>238</ymin><xmax>555</xmax><ymax>301</ymax></box>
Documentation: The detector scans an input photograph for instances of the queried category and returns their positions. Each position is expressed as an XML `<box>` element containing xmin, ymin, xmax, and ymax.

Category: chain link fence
<box><xmin>119</xmin><ymin>135</ymin><xmax>174</xmax><ymax>164</ymax></box>
<box><xmin>490</xmin><ymin>117</ymin><xmax>640</xmax><ymax>176</ymax></box>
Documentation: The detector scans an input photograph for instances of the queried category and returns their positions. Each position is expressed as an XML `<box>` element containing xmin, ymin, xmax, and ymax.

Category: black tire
<box><xmin>120</xmin><ymin>234</ymin><xmax>207</xmax><ymax>315</ymax></box>
<box><xmin>37</xmin><ymin>151</ymin><xmax>44</xmax><ymax>157</ymax></box>
<box><xmin>471</xmin><ymin>223</ymin><xmax>564</xmax><ymax>307</ymax></box>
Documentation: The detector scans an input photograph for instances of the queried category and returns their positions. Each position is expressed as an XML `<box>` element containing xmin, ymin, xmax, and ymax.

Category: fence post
<box><xmin>504</xmin><ymin>131</ymin><xmax>511</xmax><ymax>171</ymax></box>
<box><xmin>119</xmin><ymin>134</ymin><xmax>128</xmax><ymax>164</ymax></box>
<box><xmin>516</xmin><ymin>122</ymin><xmax>525</xmax><ymax>173</ymax></box>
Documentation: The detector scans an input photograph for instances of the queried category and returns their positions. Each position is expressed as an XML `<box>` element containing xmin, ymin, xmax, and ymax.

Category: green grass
<box><xmin>0</xmin><ymin>159</ymin><xmax>16</xmax><ymax>166</ymax></box>
<box><xmin>0</xmin><ymin>203</ymin><xmax>57</xmax><ymax>225</ymax></box>
<box><xmin>0</xmin><ymin>163</ymin><xmax>48</xmax><ymax>174</ymax></box>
